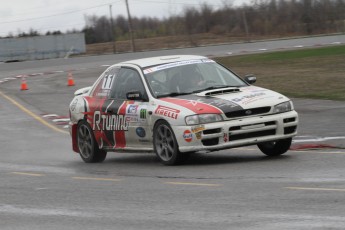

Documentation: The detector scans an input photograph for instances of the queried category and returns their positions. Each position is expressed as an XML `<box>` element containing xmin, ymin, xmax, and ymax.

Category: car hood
<box><xmin>157</xmin><ymin>86</ymin><xmax>290</xmax><ymax>115</ymax></box>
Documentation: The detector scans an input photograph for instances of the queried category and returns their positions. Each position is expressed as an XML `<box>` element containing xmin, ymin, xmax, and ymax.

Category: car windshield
<box><xmin>143</xmin><ymin>59</ymin><xmax>247</xmax><ymax>98</ymax></box>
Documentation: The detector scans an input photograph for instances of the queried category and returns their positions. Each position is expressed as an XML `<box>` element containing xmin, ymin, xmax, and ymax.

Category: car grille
<box><xmin>230</xmin><ymin>129</ymin><xmax>276</xmax><ymax>141</ymax></box>
<box><xmin>228</xmin><ymin>121</ymin><xmax>277</xmax><ymax>142</ymax></box>
<box><xmin>225</xmin><ymin>106</ymin><xmax>271</xmax><ymax>118</ymax></box>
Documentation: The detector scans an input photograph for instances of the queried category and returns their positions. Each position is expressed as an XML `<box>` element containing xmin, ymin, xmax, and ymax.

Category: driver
<box><xmin>190</xmin><ymin>72</ymin><xmax>205</xmax><ymax>87</ymax></box>
<box><xmin>181</xmin><ymin>66</ymin><xmax>205</xmax><ymax>90</ymax></box>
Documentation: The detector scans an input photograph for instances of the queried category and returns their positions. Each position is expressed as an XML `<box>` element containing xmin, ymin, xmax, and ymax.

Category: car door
<box><xmin>105</xmin><ymin>67</ymin><xmax>150</xmax><ymax>149</ymax></box>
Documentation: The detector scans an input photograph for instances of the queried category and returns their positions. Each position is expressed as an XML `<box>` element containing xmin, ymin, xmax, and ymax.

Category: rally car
<box><xmin>69</xmin><ymin>55</ymin><xmax>298</xmax><ymax>165</ymax></box>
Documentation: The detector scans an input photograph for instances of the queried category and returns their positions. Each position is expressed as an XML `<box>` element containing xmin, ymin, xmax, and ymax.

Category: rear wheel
<box><xmin>153</xmin><ymin>120</ymin><xmax>183</xmax><ymax>165</ymax></box>
<box><xmin>77</xmin><ymin>120</ymin><xmax>107</xmax><ymax>163</ymax></box>
<box><xmin>258</xmin><ymin>138</ymin><xmax>292</xmax><ymax>156</ymax></box>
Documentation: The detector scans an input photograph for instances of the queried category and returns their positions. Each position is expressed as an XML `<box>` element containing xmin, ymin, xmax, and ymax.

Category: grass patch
<box><xmin>215</xmin><ymin>45</ymin><xmax>345</xmax><ymax>101</ymax></box>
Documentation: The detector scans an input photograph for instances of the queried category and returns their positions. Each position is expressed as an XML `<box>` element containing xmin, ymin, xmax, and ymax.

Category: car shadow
<box><xmin>183</xmin><ymin>152</ymin><xmax>291</xmax><ymax>166</ymax></box>
<box><xmin>68</xmin><ymin>150</ymin><xmax>292</xmax><ymax>170</ymax></box>
<box><xmin>101</xmin><ymin>151</ymin><xmax>292</xmax><ymax>166</ymax></box>
<box><xmin>68</xmin><ymin>151</ymin><xmax>293</xmax><ymax>178</ymax></box>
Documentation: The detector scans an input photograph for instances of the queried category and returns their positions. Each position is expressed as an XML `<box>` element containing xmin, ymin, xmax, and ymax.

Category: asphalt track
<box><xmin>1</xmin><ymin>36</ymin><xmax>345</xmax><ymax>229</ymax></box>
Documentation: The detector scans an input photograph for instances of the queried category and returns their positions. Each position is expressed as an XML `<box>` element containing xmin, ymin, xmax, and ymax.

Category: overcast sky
<box><xmin>0</xmin><ymin>0</ymin><xmax>252</xmax><ymax>37</ymax></box>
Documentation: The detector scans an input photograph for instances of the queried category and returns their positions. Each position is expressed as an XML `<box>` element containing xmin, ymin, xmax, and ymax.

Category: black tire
<box><xmin>153</xmin><ymin>120</ymin><xmax>183</xmax><ymax>165</ymax></box>
<box><xmin>77</xmin><ymin>120</ymin><xmax>107</xmax><ymax>163</ymax></box>
<box><xmin>258</xmin><ymin>138</ymin><xmax>292</xmax><ymax>156</ymax></box>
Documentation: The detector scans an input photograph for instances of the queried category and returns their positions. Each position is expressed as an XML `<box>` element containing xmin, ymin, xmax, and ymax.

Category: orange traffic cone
<box><xmin>67</xmin><ymin>72</ymin><xmax>75</xmax><ymax>86</ymax></box>
<box><xmin>20</xmin><ymin>77</ymin><xmax>28</xmax><ymax>90</ymax></box>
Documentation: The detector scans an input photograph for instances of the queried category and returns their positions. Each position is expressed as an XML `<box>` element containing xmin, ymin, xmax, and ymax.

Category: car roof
<box><xmin>118</xmin><ymin>55</ymin><xmax>208</xmax><ymax>68</ymax></box>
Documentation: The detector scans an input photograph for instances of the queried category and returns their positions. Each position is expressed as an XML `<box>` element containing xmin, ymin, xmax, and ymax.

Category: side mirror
<box><xmin>244</xmin><ymin>74</ymin><xmax>256</xmax><ymax>84</ymax></box>
<box><xmin>126</xmin><ymin>91</ymin><xmax>144</xmax><ymax>101</ymax></box>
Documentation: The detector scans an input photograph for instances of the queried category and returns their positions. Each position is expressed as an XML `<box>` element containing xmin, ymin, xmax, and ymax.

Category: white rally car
<box><xmin>69</xmin><ymin>55</ymin><xmax>298</xmax><ymax>165</ymax></box>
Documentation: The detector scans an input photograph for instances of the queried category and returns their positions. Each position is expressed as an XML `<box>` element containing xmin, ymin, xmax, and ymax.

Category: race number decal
<box><xmin>101</xmin><ymin>67</ymin><xmax>120</xmax><ymax>90</ymax></box>
<box><xmin>102</xmin><ymin>74</ymin><xmax>115</xmax><ymax>89</ymax></box>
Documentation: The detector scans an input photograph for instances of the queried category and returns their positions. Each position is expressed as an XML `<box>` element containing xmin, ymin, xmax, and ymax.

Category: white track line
<box><xmin>293</xmin><ymin>136</ymin><xmax>345</xmax><ymax>143</ymax></box>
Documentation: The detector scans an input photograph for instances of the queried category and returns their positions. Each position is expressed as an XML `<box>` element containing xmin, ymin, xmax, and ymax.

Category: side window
<box><xmin>91</xmin><ymin>67</ymin><xmax>120</xmax><ymax>98</ymax></box>
<box><xmin>110</xmin><ymin>68</ymin><xmax>146</xmax><ymax>100</ymax></box>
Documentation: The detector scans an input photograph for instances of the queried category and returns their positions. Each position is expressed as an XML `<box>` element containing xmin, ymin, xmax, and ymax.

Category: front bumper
<box><xmin>173</xmin><ymin>111</ymin><xmax>298</xmax><ymax>152</ymax></box>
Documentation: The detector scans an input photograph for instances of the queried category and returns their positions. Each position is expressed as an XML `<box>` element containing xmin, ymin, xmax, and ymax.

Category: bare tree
<box><xmin>183</xmin><ymin>7</ymin><xmax>200</xmax><ymax>46</ymax></box>
<box><xmin>81</xmin><ymin>0</ymin><xmax>345</xmax><ymax>45</ymax></box>
<box><xmin>199</xmin><ymin>3</ymin><xmax>213</xmax><ymax>33</ymax></box>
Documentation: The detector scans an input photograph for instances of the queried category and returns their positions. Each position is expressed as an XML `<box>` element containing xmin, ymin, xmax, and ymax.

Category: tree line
<box><xmin>3</xmin><ymin>0</ymin><xmax>345</xmax><ymax>44</ymax></box>
<box><xmin>82</xmin><ymin>0</ymin><xmax>345</xmax><ymax>44</ymax></box>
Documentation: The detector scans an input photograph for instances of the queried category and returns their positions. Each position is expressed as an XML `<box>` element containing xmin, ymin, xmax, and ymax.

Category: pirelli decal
<box><xmin>155</xmin><ymin>105</ymin><xmax>180</xmax><ymax>119</ymax></box>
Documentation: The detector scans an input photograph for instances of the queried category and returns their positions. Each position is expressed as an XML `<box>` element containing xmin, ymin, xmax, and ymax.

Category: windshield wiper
<box><xmin>157</xmin><ymin>92</ymin><xmax>192</xmax><ymax>98</ymax></box>
<box><xmin>192</xmin><ymin>85</ymin><xmax>236</xmax><ymax>93</ymax></box>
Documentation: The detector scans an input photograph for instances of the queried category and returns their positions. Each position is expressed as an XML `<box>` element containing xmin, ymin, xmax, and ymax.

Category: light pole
<box><xmin>109</xmin><ymin>4</ymin><xmax>116</xmax><ymax>53</ymax></box>
<box><xmin>242</xmin><ymin>10</ymin><xmax>250</xmax><ymax>42</ymax></box>
<box><xmin>125</xmin><ymin>0</ymin><xmax>136</xmax><ymax>52</ymax></box>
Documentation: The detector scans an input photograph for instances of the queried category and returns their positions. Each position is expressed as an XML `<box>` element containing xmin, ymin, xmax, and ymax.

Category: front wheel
<box><xmin>258</xmin><ymin>138</ymin><xmax>292</xmax><ymax>156</ymax></box>
<box><xmin>77</xmin><ymin>120</ymin><xmax>107</xmax><ymax>163</ymax></box>
<box><xmin>153</xmin><ymin>120</ymin><xmax>182</xmax><ymax>165</ymax></box>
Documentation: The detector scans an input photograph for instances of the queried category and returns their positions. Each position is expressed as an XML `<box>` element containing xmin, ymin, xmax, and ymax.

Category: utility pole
<box><xmin>125</xmin><ymin>0</ymin><xmax>136</xmax><ymax>52</ymax></box>
<box><xmin>109</xmin><ymin>4</ymin><xmax>116</xmax><ymax>53</ymax></box>
<box><xmin>242</xmin><ymin>10</ymin><xmax>250</xmax><ymax>42</ymax></box>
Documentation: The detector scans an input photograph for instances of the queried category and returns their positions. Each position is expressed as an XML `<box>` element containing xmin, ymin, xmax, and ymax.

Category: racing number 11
<box><xmin>102</xmin><ymin>75</ymin><xmax>114</xmax><ymax>89</ymax></box>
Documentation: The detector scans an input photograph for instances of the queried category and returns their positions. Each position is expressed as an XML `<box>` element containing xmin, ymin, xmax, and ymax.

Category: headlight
<box><xmin>185</xmin><ymin>114</ymin><xmax>223</xmax><ymax>125</ymax></box>
<box><xmin>273</xmin><ymin>101</ymin><xmax>293</xmax><ymax>114</ymax></box>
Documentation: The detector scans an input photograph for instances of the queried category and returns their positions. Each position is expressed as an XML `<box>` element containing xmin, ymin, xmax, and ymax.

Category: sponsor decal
<box><xmin>140</xmin><ymin>109</ymin><xmax>147</xmax><ymax>119</ymax></box>
<box><xmin>183</xmin><ymin>130</ymin><xmax>193</xmax><ymax>142</ymax></box>
<box><xmin>139</xmin><ymin>139</ymin><xmax>150</xmax><ymax>143</ymax></box>
<box><xmin>223</xmin><ymin>133</ymin><xmax>228</xmax><ymax>142</ymax></box>
<box><xmin>195</xmin><ymin>132</ymin><xmax>202</xmax><ymax>140</ymax></box>
<box><xmin>155</xmin><ymin>105</ymin><xmax>180</xmax><ymax>119</ymax></box>
<box><xmin>191</xmin><ymin>125</ymin><xmax>205</xmax><ymax>133</ymax></box>
<box><xmin>93</xmin><ymin>111</ymin><xmax>129</xmax><ymax>131</ymax></box>
<box><xmin>128</xmin><ymin>92</ymin><xmax>140</xmax><ymax>98</ymax></box>
<box><xmin>232</xmin><ymin>92</ymin><xmax>266</xmax><ymax>103</ymax></box>
<box><xmin>136</xmin><ymin>127</ymin><xmax>146</xmax><ymax>138</ymax></box>
<box><xmin>191</xmin><ymin>125</ymin><xmax>204</xmax><ymax>140</ymax></box>
<box><xmin>127</xmin><ymin>117</ymin><xmax>139</xmax><ymax>123</ymax></box>
<box><xmin>83</xmin><ymin>97</ymin><xmax>130</xmax><ymax>149</ymax></box>
<box><xmin>96</xmin><ymin>92</ymin><xmax>109</xmax><ymax>97</ymax></box>
<box><xmin>241</xmin><ymin>86</ymin><xmax>267</xmax><ymax>93</ymax></box>
<box><xmin>127</xmin><ymin>105</ymin><xmax>138</xmax><ymax>114</ymax></box>
<box><xmin>143</xmin><ymin>59</ymin><xmax>215</xmax><ymax>74</ymax></box>
<box><xmin>125</xmin><ymin>105</ymin><xmax>147</xmax><ymax>123</ymax></box>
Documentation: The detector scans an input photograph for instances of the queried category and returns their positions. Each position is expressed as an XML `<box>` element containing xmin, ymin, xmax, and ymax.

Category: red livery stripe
<box><xmin>114</xmin><ymin>101</ymin><xmax>134</xmax><ymax>148</ymax></box>
<box><xmin>160</xmin><ymin>98</ymin><xmax>222</xmax><ymax>114</ymax></box>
